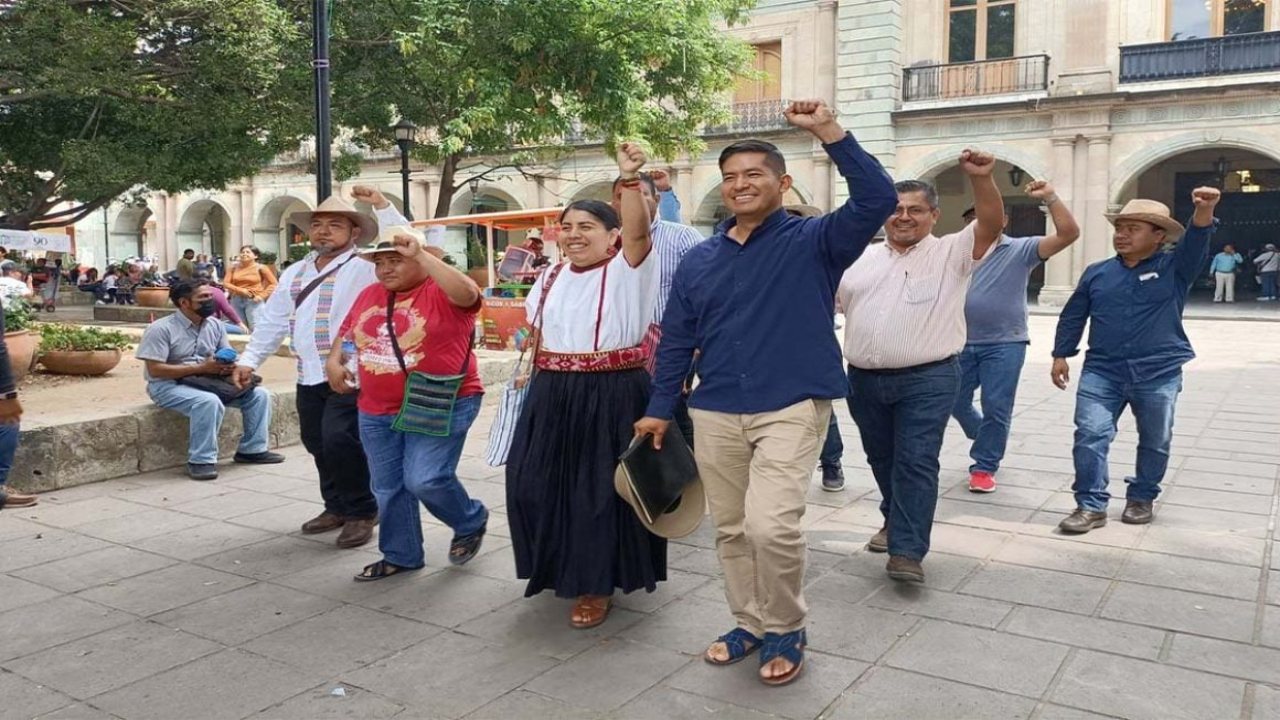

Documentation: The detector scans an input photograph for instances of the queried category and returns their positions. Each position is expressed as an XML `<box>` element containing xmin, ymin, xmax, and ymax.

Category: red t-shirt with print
<box><xmin>339</xmin><ymin>280</ymin><xmax>483</xmax><ymax>416</ymax></box>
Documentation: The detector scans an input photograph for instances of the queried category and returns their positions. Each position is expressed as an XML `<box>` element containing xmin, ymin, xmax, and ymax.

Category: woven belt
<box><xmin>535</xmin><ymin>346</ymin><xmax>649</xmax><ymax>373</ymax></box>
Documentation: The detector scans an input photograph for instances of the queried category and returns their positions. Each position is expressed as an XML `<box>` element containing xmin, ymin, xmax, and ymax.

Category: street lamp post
<box><xmin>393</xmin><ymin>119</ymin><xmax>417</xmax><ymax>221</ymax></box>
<box><xmin>312</xmin><ymin>0</ymin><xmax>333</xmax><ymax>201</ymax></box>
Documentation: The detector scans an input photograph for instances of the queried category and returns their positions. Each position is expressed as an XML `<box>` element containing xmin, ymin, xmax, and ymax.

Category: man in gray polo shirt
<box><xmin>137</xmin><ymin>280</ymin><xmax>282</xmax><ymax>480</ymax></box>
<box><xmin>953</xmin><ymin>180</ymin><xmax>1080</xmax><ymax>493</ymax></box>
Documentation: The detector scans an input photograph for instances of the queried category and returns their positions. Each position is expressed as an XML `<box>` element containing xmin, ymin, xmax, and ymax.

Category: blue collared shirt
<box><xmin>647</xmin><ymin>134</ymin><xmax>897</xmax><ymax>419</ymax></box>
<box><xmin>1052</xmin><ymin>221</ymin><xmax>1216</xmax><ymax>384</ymax></box>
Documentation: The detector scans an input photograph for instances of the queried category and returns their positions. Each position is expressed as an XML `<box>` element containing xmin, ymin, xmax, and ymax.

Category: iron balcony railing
<box><xmin>704</xmin><ymin>99</ymin><xmax>793</xmax><ymax>136</ymax></box>
<box><xmin>902</xmin><ymin>54</ymin><xmax>1050</xmax><ymax>102</ymax></box>
<box><xmin>1120</xmin><ymin>30</ymin><xmax>1280</xmax><ymax>82</ymax></box>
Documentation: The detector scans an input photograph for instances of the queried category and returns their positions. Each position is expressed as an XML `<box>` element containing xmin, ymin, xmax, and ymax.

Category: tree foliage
<box><xmin>327</xmin><ymin>0</ymin><xmax>756</xmax><ymax>217</ymax></box>
<box><xmin>0</xmin><ymin>0</ymin><xmax>309</xmax><ymax>229</ymax></box>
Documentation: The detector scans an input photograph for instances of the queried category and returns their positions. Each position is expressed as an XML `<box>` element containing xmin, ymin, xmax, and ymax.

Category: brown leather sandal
<box><xmin>569</xmin><ymin>595</ymin><xmax>613</xmax><ymax>629</ymax></box>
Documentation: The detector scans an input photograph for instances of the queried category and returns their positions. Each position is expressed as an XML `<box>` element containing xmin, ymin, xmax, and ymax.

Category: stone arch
<box><xmin>108</xmin><ymin>204</ymin><xmax>153</xmax><ymax>263</ymax></box>
<box><xmin>567</xmin><ymin>180</ymin><xmax>615</xmax><ymax>204</ymax></box>
<box><xmin>447</xmin><ymin>186</ymin><xmax>525</xmax><ymax>258</ymax></box>
<box><xmin>900</xmin><ymin>144</ymin><xmax>1053</xmax><ymax>186</ymax></box>
<box><xmin>253</xmin><ymin>193</ymin><xmax>313</xmax><ymax>260</ymax></box>
<box><xmin>690</xmin><ymin>180</ymin><xmax>809</xmax><ymax>234</ymax></box>
<box><xmin>176</xmin><ymin>198</ymin><xmax>233</xmax><ymax>259</ymax></box>
<box><xmin>1108</xmin><ymin>129</ymin><xmax>1280</xmax><ymax>205</ymax></box>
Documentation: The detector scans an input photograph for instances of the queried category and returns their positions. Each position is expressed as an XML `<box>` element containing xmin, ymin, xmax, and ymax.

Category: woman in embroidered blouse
<box><xmin>224</xmin><ymin>245</ymin><xmax>278</xmax><ymax>329</ymax></box>
<box><xmin>506</xmin><ymin>142</ymin><xmax>663</xmax><ymax>629</ymax></box>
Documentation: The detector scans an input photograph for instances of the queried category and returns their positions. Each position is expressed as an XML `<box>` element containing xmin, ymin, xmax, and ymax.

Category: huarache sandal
<box><xmin>0</xmin><ymin>489</ymin><xmax>38</xmax><ymax>510</ymax></box>
<box><xmin>759</xmin><ymin>628</ymin><xmax>806</xmax><ymax>686</ymax></box>
<box><xmin>448</xmin><ymin>522</ymin><xmax>487</xmax><ymax>566</ymax></box>
<box><xmin>704</xmin><ymin>627</ymin><xmax>762</xmax><ymax>666</ymax></box>
<box><xmin>569</xmin><ymin>595</ymin><xmax>613</xmax><ymax>629</ymax></box>
<box><xmin>353</xmin><ymin>560</ymin><xmax>419</xmax><ymax>582</ymax></box>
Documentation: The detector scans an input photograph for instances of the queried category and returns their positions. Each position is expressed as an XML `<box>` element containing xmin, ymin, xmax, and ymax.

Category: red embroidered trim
<box><xmin>593</xmin><ymin>262</ymin><xmax>608</xmax><ymax>351</ymax></box>
<box><xmin>535</xmin><ymin>346</ymin><xmax>649</xmax><ymax>373</ymax></box>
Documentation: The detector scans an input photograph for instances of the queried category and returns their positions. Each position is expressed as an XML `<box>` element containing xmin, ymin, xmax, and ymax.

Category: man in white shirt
<box><xmin>233</xmin><ymin>189</ymin><xmax>420</xmax><ymax>548</ymax></box>
<box><xmin>837</xmin><ymin>150</ymin><xmax>1003</xmax><ymax>583</ymax></box>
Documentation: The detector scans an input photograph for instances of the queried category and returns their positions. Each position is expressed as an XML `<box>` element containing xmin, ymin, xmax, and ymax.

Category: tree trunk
<box><xmin>432</xmin><ymin>153</ymin><xmax>461</xmax><ymax>219</ymax></box>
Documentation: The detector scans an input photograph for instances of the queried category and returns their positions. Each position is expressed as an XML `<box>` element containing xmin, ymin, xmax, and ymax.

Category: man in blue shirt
<box><xmin>954</xmin><ymin>181</ymin><xmax>1080</xmax><ymax>493</ymax></box>
<box><xmin>635</xmin><ymin>99</ymin><xmax>896</xmax><ymax>686</ymax></box>
<box><xmin>1209</xmin><ymin>244</ymin><xmax>1243</xmax><ymax>303</ymax></box>
<box><xmin>1052</xmin><ymin>188</ymin><xmax>1220</xmax><ymax>533</ymax></box>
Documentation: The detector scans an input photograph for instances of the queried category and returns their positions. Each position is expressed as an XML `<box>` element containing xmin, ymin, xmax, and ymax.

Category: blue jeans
<box><xmin>147</xmin><ymin>382</ymin><xmax>272</xmax><ymax>464</ymax></box>
<box><xmin>847</xmin><ymin>360</ymin><xmax>960</xmax><ymax>561</ymax></box>
<box><xmin>1261</xmin><ymin>272</ymin><xmax>1278</xmax><ymax>298</ymax></box>
<box><xmin>0</xmin><ymin>422</ymin><xmax>18</xmax><ymax>486</ymax></box>
<box><xmin>952</xmin><ymin>342</ymin><xmax>1027</xmax><ymax>474</ymax></box>
<box><xmin>358</xmin><ymin>394</ymin><xmax>488</xmax><ymax>568</ymax></box>
<box><xmin>1072</xmin><ymin>370</ymin><xmax>1181</xmax><ymax>512</ymax></box>
<box><xmin>230</xmin><ymin>296</ymin><xmax>264</xmax><ymax>329</ymax></box>
<box><xmin>819</xmin><ymin>411</ymin><xmax>843</xmax><ymax>470</ymax></box>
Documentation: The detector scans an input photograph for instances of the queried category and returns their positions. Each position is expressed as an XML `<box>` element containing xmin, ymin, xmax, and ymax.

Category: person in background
<box><xmin>136</xmin><ymin>280</ymin><xmax>283</xmax><ymax>481</ymax></box>
<box><xmin>37</xmin><ymin>257</ymin><xmax>61</xmax><ymax>312</ymax></box>
<box><xmin>0</xmin><ymin>304</ymin><xmax>34</xmax><ymax>509</ymax></box>
<box><xmin>326</xmin><ymin>226</ymin><xmax>488</xmax><ymax>581</ymax></box>
<box><xmin>952</xmin><ymin>181</ymin><xmax>1081</xmax><ymax>494</ymax></box>
<box><xmin>1053</xmin><ymin>189</ymin><xmax>1220</xmax><ymax>533</ymax></box>
<box><xmin>521</xmin><ymin>230</ymin><xmax>550</xmax><ymax>269</ymax></box>
<box><xmin>650</xmin><ymin>168</ymin><xmax>684</xmax><ymax>224</ymax></box>
<box><xmin>176</xmin><ymin>249</ymin><xmax>197</xmax><ymax>281</ymax></box>
<box><xmin>0</xmin><ymin>262</ymin><xmax>34</xmax><ymax>301</ymax></box>
<box><xmin>194</xmin><ymin>253</ymin><xmax>218</xmax><ymax>281</ymax></box>
<box><xmin>1209</xmin><ymin>244</ymin><xmax>1244</xmax><ymax>303</ymax></box>
<box><xmin>1253</xmin><ymin>243</ymin><xmax>1279</xmax><ymax>301</ymax></box>
<box><xmin>224</xmin><ymin>246</ymin><xmax>278</xmax><ymax>329</ymax></box>
<box><xmin>99</xmin><ymin>267</ymin><xmax>119</xmax><ymax>304</ymax></box>
<box><xmin>115</xmin><ymin>263</ymin><xmax>143</xmax><ymax>305</ymax></box>
<box><xmin>196</xmin><ymin>271</ymin><xmax>250</xmax><ymax>335</ymax></box>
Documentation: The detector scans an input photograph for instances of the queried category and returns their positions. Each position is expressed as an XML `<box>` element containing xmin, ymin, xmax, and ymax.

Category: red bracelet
<box><xmin>619</xmin><ymin>179</ymin><xmax>642</xmax><ymax>190</ymax></box>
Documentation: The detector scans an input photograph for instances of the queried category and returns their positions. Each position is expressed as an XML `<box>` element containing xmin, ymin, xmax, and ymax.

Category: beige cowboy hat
<box><xmin>357</xmin><ymin>225</ymin><xmax>446</xmax><ymax>261</ymax></box>
<box><xmin>1105</xmin><ymin>199</ymin><xmax>1185</xmax><ymax>237</ymax></box>
<box><xmin>784</xmin><ymin>204</ymin><xmax>824</xmax><ymax>219</ymax></box>
<box><xmin>290</xmin><ymin>196</ymin><xmax>379</xmax><ymax>244</ymax></box>
<box><xmin>614</xmin><ymin>465</ymin><xmax>706</xmax><ymax>539</ymax></box>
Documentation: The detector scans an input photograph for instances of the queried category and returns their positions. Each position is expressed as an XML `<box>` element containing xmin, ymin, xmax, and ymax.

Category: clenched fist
<box><xmin>959</xmin><ymin>149</ymin><xmax>996</xmax><ymax>177</ymax></box>
<box><xmin>616</xmin><ymin>142</ymin><xmax>648</xmax><ymax>176</ymax></box>
<box><xmin>351</xmin><ymin>185</ymin><xmax>390</xmax><ymax>210</ymax></box>
<box><xmin>784</xmin><ymin>99</ymin><xmax>845</xmax><ymax>143</ymax></box>
<box><xmin>1190</xmin><ymin>186</ymin><xmax>1221</xmax><ymax>227</ymax></box>
<box><xmin>1024</xmin><ymin>180</ymin><xmax>1057</xmax><ymax>201</ymax></box>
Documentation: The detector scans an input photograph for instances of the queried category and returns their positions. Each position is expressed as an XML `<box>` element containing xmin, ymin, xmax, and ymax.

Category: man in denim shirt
<box><xmin>1052</xmin><ymin>187</ymin><xmax>1221</xmax><ymax>533</ymax></box>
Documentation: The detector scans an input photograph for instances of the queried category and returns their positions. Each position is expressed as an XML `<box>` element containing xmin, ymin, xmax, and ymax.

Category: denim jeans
<box><xmin>1071</xmin><ymin>370</ymin><xmax>1181</xmax><ymax>512</ymax></box>
<box><xmin>847</xmin><ymin>360</ymin><xmax>959</xmax><ymax>561</ymax></box>
<box><xmin>230</xmin><ymin>295</ymin><xmax>264</xmax><ymax>329</ymax></box>
<box><xmin>819</xmin><ymin>411</ymin><xmax>843</xmax><ymax>470</ymax></box>
<box><xmin>0</xmin><ymin>421</ymin><xmax>18</xmax><ymax>485</ymax></box>
<box><xmin>1261</xmin><ymin>272</ymin><xmax>1279</xmax><ymax>299</ymax></box>
<box><xmin>147</xmin><ymin>381</ymin><xmax>271</xmax><ymax>464</ymax></box>
<box><xmin>358</xmin><ymin>394</ymin><xmax>488</xmax><ymax>569</ymax></box>
<box><xmin>952</xmin><ymin>342</ymin><xmax>1027</xmax><ymax>474</ymax></box>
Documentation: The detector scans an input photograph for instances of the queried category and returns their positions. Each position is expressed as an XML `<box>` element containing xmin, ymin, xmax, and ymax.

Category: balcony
<box><xmin>704</xmin><ymin>99</ymin><xmax>792</xmax><ymax>136</ymax></box>
<box><xmin>1120</xmin><ymin>31</ymin><xmax>1280</xmax><ymax>83</ymax></box>
<box><xmin>902</xmin><ymin>54</ymin><xmax>1049</xmax><ymax>103</ymax></box>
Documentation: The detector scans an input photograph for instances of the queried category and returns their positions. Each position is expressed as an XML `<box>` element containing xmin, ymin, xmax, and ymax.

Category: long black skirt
<box><xmin>506</xmin><ymin>367</ymin><xmax>667</xmax><ymax>598</ymax></box>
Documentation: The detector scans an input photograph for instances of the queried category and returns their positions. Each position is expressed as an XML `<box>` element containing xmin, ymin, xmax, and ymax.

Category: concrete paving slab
<box><xmin>13</xmin><ymin>545</ymin><xmax>177</xmax><ymax>594</ymax></box>
<box><xmin>1051</xmin><ymin>650</ymin><xmax>1246</xmax><ymax>720</ymax></box>
<box><xmin>70</xmin><ymin>507</ymin><xmax>212</xmax><ymax>544</ymax></box>
<box><xmin>1100</xmin><ymin>582</ymin><xmax>1258</xmax><ymax>642</ymax></box>
<box><xmin>150</xmin><ymin>581</ymin><xmax>339</xmax><ymax>646</ymax></box>
<box><xmin>0</xmin><ymin>668</ymin><xmax>79</xmax><ymax>719</ymax></box>
<box><xmin>1135</xmin><ymin>525</ymin><xmax>1267</xmax><ymax>566</ymax></box>
<box><xmin>455</xmin><ymin>593</ymin><xmax>645</xmax><ymax>661</ymax></box>
<box><xmin>0</xmin><ymin>595</ymin><xmax>134</xmax><ymax>663</ymax></box>
<box><xmin>74</xmin><ymin>563</ymin><xmax>254</xmax><ymax>617</ymax></box>
<box><xmin>884</xmin><ymin>620</ymin><xmax>1069</xmax><ymax>697</ymax></box>
<box><xmin>827</xmin><ymin>665</ymin><xmax>1038</xmax><ymax>719</ymax></box>
<box><xmin>251</xmin><ymin>683</ymin><xmax>408</xmax><ymax>720</ymax></box>
<box><xmin>666</xmin><ymin>649</ymin><xmax>868</xmax><ymax>720</ymax></box>
<box><xmin>241</xmin><ymin>604</ymin><xmax>442</xmax><ymax>677</ymax></box>
<box><xmin>129</xmin><ymin>520</ymin><xmax>275</xmax><ymax>561</ymax></box>
<box><xmin>1166</xmin><ymin>633</ymin><xmax>1280</xmax><ymax>685</ymax></box>
<box><xmin>958</xmin><ymin>562</ymin><xmax>1112</xmax><ymax>614</ymax></box>
<box><xmin>1117</xmin><ymin>549</ymin><xmax>1263</xmax><ymax>600</ymax></box>
<box><xmin>1002</xmin><ymin>606</ymin><xmax>1167</xmax><ymax>660</ymax></box>
<box><xmin>0</xmin><ymin>572</ymin><xmax>62</xmax><ymax>614</ymax></box>
<box><xmin>524</xmin><ymin>638</ymin><xmax>690</xmax><ymax>712</ymax></box>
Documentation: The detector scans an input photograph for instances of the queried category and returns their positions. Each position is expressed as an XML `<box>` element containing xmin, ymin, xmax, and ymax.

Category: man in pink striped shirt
<box><xmin>836</xmin><ymin>150</ymin><xmax>1004</xmax><ymax>584</ymax></box>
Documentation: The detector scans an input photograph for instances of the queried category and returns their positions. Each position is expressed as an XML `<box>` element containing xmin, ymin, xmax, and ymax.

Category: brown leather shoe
<box><xmin>0</xmin><ymin>489</ymin><xmax>38</xmax><ymax>509</ymax></box>
<box><xmin>336</xmin><ymin>516</ymin><xmax>376</xmax><ymax>548</ymax></box>
<box><xmin>1058</xmin><ymin>508</ymin><xmax>1107</xmax><ymax>534</ymax></box>
<box><xmin>886</xmin><ymin>555</ymin><xmax>924</xmax><ymax>583</ymax></box>
<box><xmin>301</xmin><ymin>511</ymin><xmax>345</xmax><ymax>535</ymax></box>
<box><xmin>866</xmin><ymin>526</ymin><xmax>888</xmax><ymax>553</ymax></box>
<box><xmin>1121</xmin><ymin>500</ymin><xmax>1154</xmax><ymax>525</ymax></box>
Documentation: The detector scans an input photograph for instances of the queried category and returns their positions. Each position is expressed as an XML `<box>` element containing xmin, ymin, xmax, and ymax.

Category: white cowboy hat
<box><xmin>613</xmin><ymin>465</ymin><xmax>706</xmax><ymax>539</ymax></box>
<box><xmin>357</xmin><ymin>225</ymin><xmax>445</xmax><ymax>260</ymax></box>
<box><xmin>289</xmin><ymin>196</ymin><xmax>379</xmax><ymax>244</ymax></box>
<box><xmin>1105</xmin><ymin>199</ymin><xmax>1185</xmax><ymax>237</ymax></box>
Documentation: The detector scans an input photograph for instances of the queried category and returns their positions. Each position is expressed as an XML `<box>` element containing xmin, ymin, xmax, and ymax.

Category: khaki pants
<box><xmin>691</xmin><ymin>399</ymin><xmax>831</xmax><ymax>636</ymax></box>
<box><xmin>1213</xmin><ymin>271</ymin><xmax>1235</xmax><ymax>302</ymax></box>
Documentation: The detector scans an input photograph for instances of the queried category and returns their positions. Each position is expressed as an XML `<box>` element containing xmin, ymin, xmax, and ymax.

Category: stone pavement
<box><xmin>1</xmin><ymin>315</ymin><xmax>1278</xmax><ymax>720</ymax></box>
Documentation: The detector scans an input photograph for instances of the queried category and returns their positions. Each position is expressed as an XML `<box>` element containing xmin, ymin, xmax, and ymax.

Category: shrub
<box><xmin>3</xmin><ymin>297</ymin><xmax>35</xmax><ymax>333</ymax></box>
<box><xmin>37</xmin><ymin>324</ymin><xmax>132</xmax><ymax>352</ymax></box>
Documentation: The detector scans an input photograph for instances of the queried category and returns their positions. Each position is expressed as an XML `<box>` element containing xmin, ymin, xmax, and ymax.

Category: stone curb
<box><xmin>10</xmin><ymin>353</ymin><xmax>518</xmax><ymax>493</ymax></box>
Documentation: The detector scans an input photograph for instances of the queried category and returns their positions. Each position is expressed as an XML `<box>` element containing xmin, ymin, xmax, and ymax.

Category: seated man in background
<box><xmin>136</xmin><ymin>280</ymin><xmax>283</xmax><ymax>481</ymax></box>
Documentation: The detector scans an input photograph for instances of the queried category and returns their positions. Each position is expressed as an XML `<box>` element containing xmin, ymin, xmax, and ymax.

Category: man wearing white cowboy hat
<box><xmin>1052</xmin><ymin>187</ymin><xmax>1221</xmax><ymax>534</ymax></box>
<box><xmin>233</xmin><ymin>188</ymin><xmax>431</xmax><ymax>548</ymax></box>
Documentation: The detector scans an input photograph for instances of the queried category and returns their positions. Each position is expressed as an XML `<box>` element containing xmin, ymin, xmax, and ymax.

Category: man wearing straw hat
<box><xmin>1052</xmin><ymin>187</ymin><xmax>1221</xmax><ymax>534</ymax></box>
<box><xmin>233</xmin><ymin>189</ymin><xmax>419</xmax><ymax>548</ymax></box>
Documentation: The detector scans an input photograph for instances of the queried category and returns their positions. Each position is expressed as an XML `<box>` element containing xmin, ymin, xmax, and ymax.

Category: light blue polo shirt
<box><xmin>964</xmin><ymin>235</ymin><xmax>1044</xmax><ymax>345</ymax></box>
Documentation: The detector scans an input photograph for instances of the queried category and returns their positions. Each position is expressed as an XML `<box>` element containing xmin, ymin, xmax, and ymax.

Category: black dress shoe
<box><xmin>1121</xmin><ymin>500</ymin><xmax>1154</xmax><ymax>525</ymax></box>
<box><xmin>1058</xmin><ymin>508</ymin><xmax>1107</xmax><ymax>534</ymax></box>
<box><xmin>233</xmin><ymin>451</ymin><xmax>286</xmax><ymax>464</ymax></box>
<box><xmin>187</xmin><ymin>463</ymin><xmax>218</xmax><ymax>481</ymax></box>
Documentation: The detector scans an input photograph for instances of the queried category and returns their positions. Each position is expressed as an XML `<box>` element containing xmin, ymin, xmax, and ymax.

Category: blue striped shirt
<box><xmin>650</xmin><ymin>218</ymin><xmax>704</xmax><ymax>324</ymax></box>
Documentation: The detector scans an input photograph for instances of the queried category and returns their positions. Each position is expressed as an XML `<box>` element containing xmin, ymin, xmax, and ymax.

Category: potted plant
<box><xmin>37</xmin><ymin>324</ymin><xmax>131</xmax><ymax>376</ymax></box>
<box><xmin>3</xmin><ymin>297</ymin><xmax>39</xmax><ymax>381</ymax></box>
<box><xmin>135</xmin><ymin>271</ymin><xmax>170</xmax><ymax>307</ymax></box>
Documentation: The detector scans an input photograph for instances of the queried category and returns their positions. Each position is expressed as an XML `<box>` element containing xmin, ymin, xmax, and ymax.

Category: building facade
<box><xmin>76</xmin><ymin>0</ymin><xmax>1280</xmax><ymax>304</ymax></box>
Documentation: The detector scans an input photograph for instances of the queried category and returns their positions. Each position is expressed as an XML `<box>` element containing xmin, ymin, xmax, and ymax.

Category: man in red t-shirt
<box><xmin>326</xmin><ymin>225</ymin><xmax>489</xmax><ymax>581</ymax></box>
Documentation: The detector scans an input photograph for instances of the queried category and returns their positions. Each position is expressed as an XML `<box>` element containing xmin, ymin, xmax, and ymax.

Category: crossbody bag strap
<box><xmin>522</xmin><ymin>262</ymin><xmax>567</xmax><ymax>372</ymax></box>
<box><xmin>294</xmin><ymin>255</ymin><xmax>355</xmax><ymax>309</ymax></box>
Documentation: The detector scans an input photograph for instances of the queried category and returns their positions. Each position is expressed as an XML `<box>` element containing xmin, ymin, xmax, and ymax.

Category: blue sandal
<box><xmin>704</xmin><ymin>627</ymin><xmax>762</xmax><ymax>666</ymax></box>
<box><xmin>759</xmin><ymin>628</ymin><xmax>806</xmax><ymax>686</ymax></box>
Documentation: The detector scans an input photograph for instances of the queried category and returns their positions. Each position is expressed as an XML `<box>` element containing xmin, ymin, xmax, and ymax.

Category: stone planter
<box><xmin>135</xmin><ymin>287</ymin><xmax>170</xmax><ymax>308</ymax></box>
<box><xmin>39</xmin><ymin>349</ymin><xmax>123</xmax><ymax>376</ymax></box>
<box><xmin>4</xmin><ymin>329</ymin><xmax>39</xmax><ymax>382</ymax></box>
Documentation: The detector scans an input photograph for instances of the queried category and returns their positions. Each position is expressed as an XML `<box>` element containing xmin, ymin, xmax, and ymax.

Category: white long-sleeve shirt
<box><xmin>238</xmin><ymin>206</ymin><xmax>413</xmax><ymax>385</ymax></box>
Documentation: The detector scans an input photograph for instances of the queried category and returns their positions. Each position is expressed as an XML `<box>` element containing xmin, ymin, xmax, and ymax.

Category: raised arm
<box><xmin>786</xmin><ymin>100</ymin><xmax>897</xmax><ymax>271</ymax></box>
<box><xmin>1173</xmin><ymin>186</ymin><xmax>1220</xmax><ymax>285</ymax></box>
<box><xmin>960</xmin><ymin>150</ymin><xmax>1003</xmax><ymax>260</ymax></box>
<box><xmin>391</xmin><ymin>232</ymin><xmax>480</xmax><ymax>308</ymax></box>
<box><xmin>1026</xmin><ymin>180</ymin><xmax>1081</xmax><ymax>260</ymax></box>
<box><xmin>652</xmin><ymin>169</ymin><xmax>683</xmax><ymax>223</ymax></box>
<box><xmin>616</xmin><ymin>142</ymin><xmax>653</xmax><ymax>267</ymax></box>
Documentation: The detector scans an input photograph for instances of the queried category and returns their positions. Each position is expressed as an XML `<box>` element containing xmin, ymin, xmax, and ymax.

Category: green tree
<box><xmin>327</xmin><ymin>0</ymin><xmax>755</xmax><ymax>219</ymax></box>
<box><xmin>0</xmin><ymin>0</ymin><xmax>309</xmax><ymax>229</ymax></box>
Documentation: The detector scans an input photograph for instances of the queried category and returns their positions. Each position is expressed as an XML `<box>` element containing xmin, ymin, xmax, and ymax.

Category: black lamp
<box><xmin>392</xmin><ymin>118</ymin><xmax>417</xmax><ymax>220</ymax></box>
<box><xmin>1213</xmin><ymin>155</ymin><xmax>1230</xmax><ymax>184</ymax></box>
<box><xmin>1008</xmin><ymin>165</ymin><xmax>1025</xmax><ymax>188</ymax></box>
